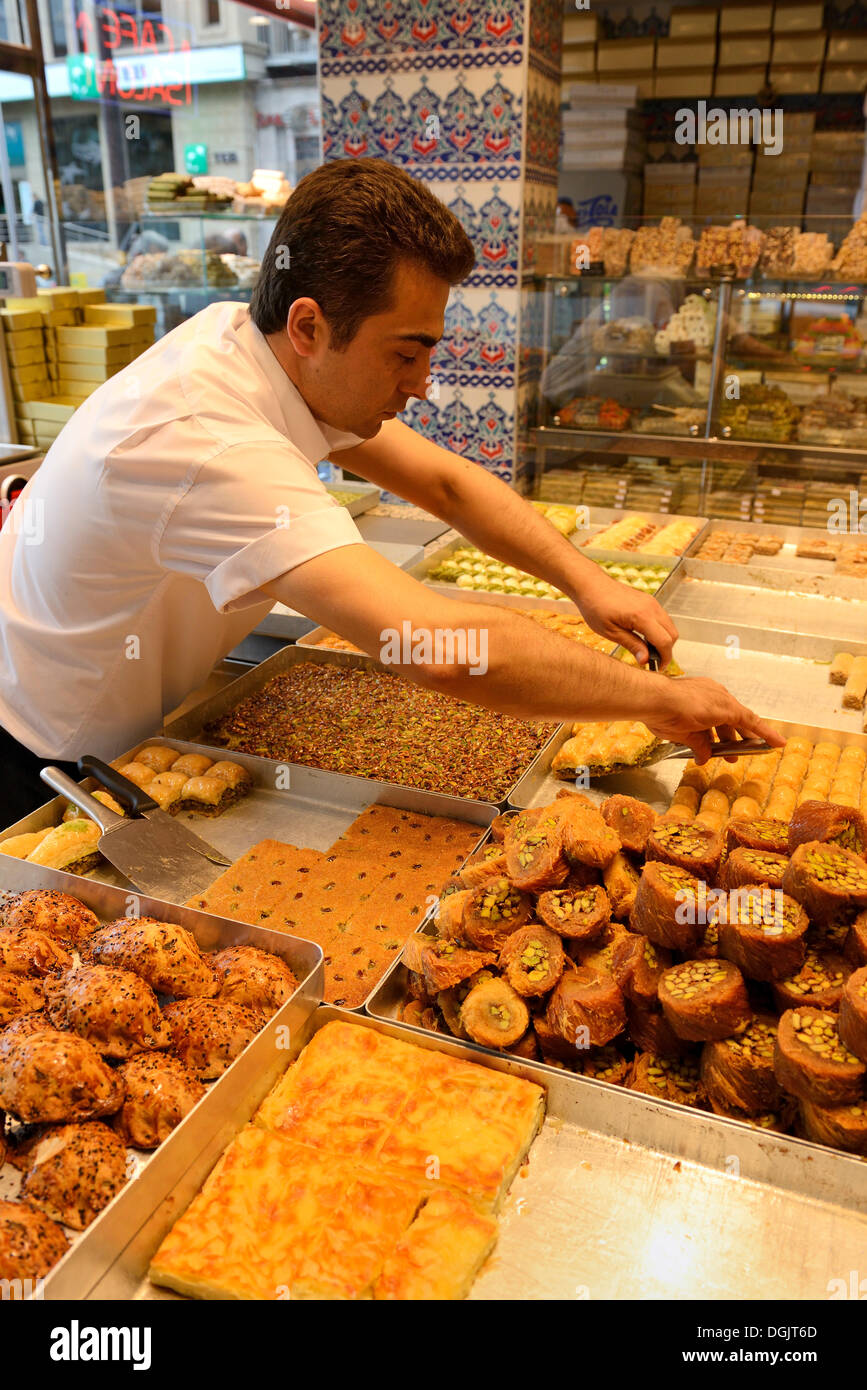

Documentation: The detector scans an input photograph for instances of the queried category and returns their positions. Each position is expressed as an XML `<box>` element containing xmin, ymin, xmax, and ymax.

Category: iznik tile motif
<box><xmin>317</xmin><ymin>0</ymin><xmax>562</xmax><ymax>483</ymax></box>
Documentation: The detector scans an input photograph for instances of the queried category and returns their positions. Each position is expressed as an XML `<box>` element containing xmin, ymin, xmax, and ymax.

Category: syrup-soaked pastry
<box><xmin>0</xmin><ymin>829</ymin><xmax>52</xmax><ymax>860</ymax></box>
<box><xmin>716</xmin><ymin>887</ymin><xmax>809</xmax><ymax>983</ymax></box>
<box><xmin>418</xmin><ymin>939</ymin><xmax>498</xmax><ymax>995</ymax></box>
<box><xmin>629</xmin><ymin>1052</ymin><xmax>704</xmax><ymax>1107</ymax></box>
<box><xmin>506</xmin><ymin>1029</ymin><xmax>540</xmax><ymax>1062</ymax></box>
<box><xmin>578</xmin><ymin>1045</ymin><xmax>632</xmax><ymax>1087</ymax></box>
<box><xmin>845</xmin><ymin>911</ymin><xmax>867</xmax><ymax>967</ymax></box>
<box><xmin>498</xmin><ymin>925</ymin><xmax>565</xmax><ymax>998</ymax></box>
<box><xmin>772</xmin><ymin>946</ymin><xmax>851</xmax><ymax>1012</ymax></box>
<box><xmin>546</xmin><ymin>964</ymin><xmax>626</xmax><ymax>1048</ymax></box>
<box><xmin>2</xmin><ymin>890</ymin><xmax>99</xmax><ymax>944</ymax></box>
<box><xmin>167</xmin><ymin>753</ymin><xmax>213</xmax><ymax>778</ymax></box>
<box><xmin>0</xmin><ymin>972</ymin><xmax>45</xmax><ymax>1026</ymax></box>
<box><xmin>436</xmin><ymin>888</ymin><xmax>474</xmax><ymax>941</ymax></box>
<box><xmin>551</xmin><ymin>799</ymin><xmax>621</xmax><ymax>871</ymax></box>
<box><xmin>462</xmin><ymin>878</ymin><xmax>533</xmax><ymax>952</ymax></box>
<box><xmin>728</xmin><ymin>797</ymin><xmax>762</xmax><ymax>823</ymax></box>
<box><xmin>563</xmin><ymin>862</ymin><xmax>602</xmax><ymax>891</ymax></box>
<box><xmin>505</xmin><ymin>813</ymin><xmax>569</xmax><ymax>893</ymax></box>
<box><xmin>207</xmin><ymin>761</ymin><xmax>253</xmax><ymax>792</ymax></box>
<box><xmin>719</xmin><ymin>848</ymin><xmax>788</xmax><ymax>892</ymax></box>
<box><xmin>117</xmin><ymin>761</ymin><xmax>156</xmax><ymax>788</ymax></box>
<box><xmin>500</xmin><ymin>807</ymin><xmax>544</xmax><ymax>850</ymax></box>
<box><xmin>176</xmin><ymin>776</ymin><xmax>245</xmax><ymax>816</ymax></box>
<box><xmin>400</xmin><ymin>999</ymin><xmax>427</xmax><ymax>1028</ymax></box>
<box><xmin>630</xmin><ymin>861</ymin><xmax>705</xmax><ymax>953</ymax></box>
<box><xmin>146</xmin><ymin>771</ymin><xmax>188</xmax><ymax>812</ymax></box>
<box><xmin>625</xmin><ymin>999</ymin><xmax>696</xmax><ymax>1059</ymax></box>
<box><xmin>782</xmin><ymin>841</ymin><xmax>867</xmax><ymax>925</ymax></box>
<box><xmin>0</xmin><ymin>1198</ymin><xmax>68</xmax><ymax>1282</ymax></box>
<box><xmin>0</xmin><ymin>926</ymin><xmax>73</xmax><ymax>978</ymax></box>
<box><xmin>658</xmin><ymin>959</ymin><xmax>751</xmax><ymax>1042</ymax></box>
<box><xmin>700</xmin><ymin>1016</ymin><xmax>782</xmax><ymax>1114</ymax></box>
<box><xmin>436</xmin><ymin>987</ymin><xmax>470</xmax><ymax>1040</ymax></box>
<box><xmin>160</xmin><ymin>999</ymin><xmax>264</xmax><ymax>1081</ymax></box>
<box><xmin>456</xmin><ymin>843</ymin><xmax>508</xmax><ymax>888</ymax></box>
<box><xmin>600</xmin><ymin>797</ymin><xmax>657</xmax><ymax>854</ymax></box>
<box><xmin>111</xmin><ymin>1052</ymin><xmax>207</xmax><ymax>1149</ymax></box>
<box><xmin>692</xmin><ymin>919</ymin><xmax>720</xmax><ymax>960</ymax></box>
<box><xmin>211</xmin><ymin>946</ymin><xmax>298</xmax><ymax>1016</ymax></box>
<box><xmin>45</xmin><ymin>965</ymin><xmax>171</xmax><ymax>1060</ymax></box>
<box><xmin>774</xmin><ymin>1007</ymin><xmax>866</xmax><ymax>1106</ymax></box>
<box><xmin>838</xmin><ymin>965</ymin><xmax>867</xmax><ymax>1062</ymax></box>
<box><xmin>708</xmin><ymin>1097</ymin><xmax>795</xmax><ymax>1134</ymax></box>
<box><xmin>533</xmin><ymin>1012</ymin><xmax>581</xmax><ymax>1066</ymax></box>
<box><xmin>602</xmin><ymin>852</ymin><xmax>641</xmax><ymax>921</ymax></box>
<box><xmin>725</xmin><ymin>818</ymin><xmax>790</xmax><ymax>857</ymax></box>
<box><xmin>611</xmin><ymin>931</ymin><xmax>671</xmax><ymax>1007</ymax></box>
<box><xmin>24</xmin><ymin>821</ymin><xmax>101</xmax><ymax>875</ymax></box>
<box><xmin>136</xmin><ymin>746</ymin><xmax>181</xmax><ymax>774</ymax></box>
<box><xmin>459</xmin><ymin>976</ymin><xmax>529</xmax><ymax>1049</ymax></box>
<box><xmin>20</xmin><ymin>1120</ymin><xmax>128</xmax><ymax>1231</ymax></box>
<box><xmin>645</xmin><ymin>821</ymin><xmax>723</xmax><ymax>882</ymax></box>
<box><xmin>62</xmin><ymin>789</ymin><xmax>126</xmax><ymax>823</ymax></box>
<box><xmin>799</xmin><ymin>1097</ymin><xmax>867</xmax><ymax>1154</ymax></box>
<box><xmin>571</xmin><ymin>922</ymin><xmax>633</xmax><ymax>981</ymax></box>
<box><xmin>536</xmin><ymin>884</ymin><xmax>610</xmax><ymax>941</ymax></box>
<box><xmin>788</xmin><ymin>801</ymin><xmax>867</xmax><ymax>859</ymax></box>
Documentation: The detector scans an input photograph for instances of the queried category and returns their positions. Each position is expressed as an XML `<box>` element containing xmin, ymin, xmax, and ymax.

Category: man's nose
<box><xmin>403</xmin><ymin>350</ymin><xmax>433</xmax><ymax>400</ymax></box>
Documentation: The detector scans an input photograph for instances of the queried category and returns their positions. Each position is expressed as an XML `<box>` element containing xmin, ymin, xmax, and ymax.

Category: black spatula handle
<box><xmin>77</xmin><ymin>754</ymin><xmax>159</xmax><ymax>815</ymax></box>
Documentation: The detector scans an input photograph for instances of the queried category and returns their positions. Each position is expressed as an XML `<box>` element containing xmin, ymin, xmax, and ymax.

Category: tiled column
<box><xmin>317</xmin><ymin>0</ymin><xmax>562</xmax><ymax>488</ymax></box>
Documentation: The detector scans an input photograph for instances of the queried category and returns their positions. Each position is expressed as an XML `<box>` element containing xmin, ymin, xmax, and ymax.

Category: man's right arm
<box><xmin>263</xmin><ymin>544</ymin><xmax>782</xmax><ymax>763</ymax></box>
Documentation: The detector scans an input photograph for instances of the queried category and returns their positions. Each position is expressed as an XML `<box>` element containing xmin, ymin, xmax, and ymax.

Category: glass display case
<box><xmin>524</xmin><ymin>250</ymin><xmax>867</xmax><ymax>526</ymax></box>
<box><xmin>105</xmin><ymin>209</ymin><xmax>274</xmax><ymax>337</ymax></box>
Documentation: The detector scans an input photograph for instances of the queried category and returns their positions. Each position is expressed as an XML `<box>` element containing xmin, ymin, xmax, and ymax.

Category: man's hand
<box><xmin>573</xmin><ymin>568</ymin><xmax>679</xmax><ymax>667</ymax></box>
<box><xmin>642</xmin><ymin>675</ymin><xmax>785</xmax><ymax>764</ymax></box>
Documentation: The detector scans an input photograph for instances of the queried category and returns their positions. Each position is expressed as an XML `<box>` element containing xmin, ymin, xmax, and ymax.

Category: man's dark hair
<box><xmin>250</xmin><ymin>158</ymin><xmax>475</xmax><ymax>347</ymax></box>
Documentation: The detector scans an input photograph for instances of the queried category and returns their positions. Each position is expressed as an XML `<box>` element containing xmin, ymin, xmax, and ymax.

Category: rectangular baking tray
<box><xmin>507</xmin><ymin>715</ymin><xmax>867</xmax><ymax>811</ymax></box>
<box><xmin>73</xmin><ymin>1005</ymin><xmax>867</xmax><ymax>1301</ymax></box>
<box><xmin>408</xmin><ymin>532</ymin><xmax>682</xmax><ymax>609</ymax></box>
<box><xmin>0</xmin><ymin>863</ymin><xmax>322</xmax><ymax>1302</ymax></box>
<box><xmin>661</xmin><ymin>563</ymin><xmax>867</xmax><ymax>648</ymax></box>
<box><xmin>324</xmin><ymin>481</ymin><xmax>381</xmax><ymax>517</ymax></box>
<box><xmin>681</xmin><ymin>517</ymin><xmax>867</xmax><ymax>600</ymax></box>
<box><xmin>572</xmin><ymin>505</ymin><xmax>709</xmax><ymax>563</ymax></box>
<box><xmin>162</xmin><ymin>643</ymin><xmax>558</xmax><ymax>806</ymax></box>
<box><xmin>0</xmin><ymin>738</ymin><xmax>497</xmax><ymax>905</ymax></box>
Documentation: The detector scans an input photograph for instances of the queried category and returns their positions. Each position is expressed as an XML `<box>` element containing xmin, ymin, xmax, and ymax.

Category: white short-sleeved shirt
<box><xmin>0</xmin><ymin>301</ymin><xmax>364</xmax><ymax>759</ymax></box>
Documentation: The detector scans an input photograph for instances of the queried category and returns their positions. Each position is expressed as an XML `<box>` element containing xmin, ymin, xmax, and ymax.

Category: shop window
<box><xmin>48</xmin><ymin>0</ymin><xmax>67</xmax><ymax>56</ymax></box>
<box><xmin>204</xmin><ymin>0</ymin><xmax>219</xmax><ymax>24</ymax></box>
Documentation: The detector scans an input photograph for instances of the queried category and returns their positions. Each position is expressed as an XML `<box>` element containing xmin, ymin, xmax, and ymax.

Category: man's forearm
<box><xmin>400</xmin><ymin>602</ymin><xmax>670</xmax><ymax>723</ymax></box>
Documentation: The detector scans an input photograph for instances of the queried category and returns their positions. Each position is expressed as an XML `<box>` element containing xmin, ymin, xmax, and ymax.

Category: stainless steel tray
<box><xmin>325</xmin><ymin>481</ymin><xmax>381</xmax><ymax>517</ymax></box>
<box><xmin>681</xmin><ymin>519</ymin><xmax>867</xmax><ymax>602</ymax></box>
<box><xmin>507</xmin><ymin>715</ymin><xmax>867</xmax><ymax>812</ymax></box>
<box><xmin>670</xmin><ymin>627</ymin><xmax>867</xmax><ymax>735</ymax></box>
<box><xmin>573</xmin><ymin>505</ymin><xmax>708</xmax><ymax>564</ymax></box>
<box><xmin>162</xmin><ymin>643</ymin><xmax>557</xmax><ymax>806</ymax></box>
<box><xmin>1</xmin><ymin>738</ymin><xmax>496</xmax><ymax>900</ymax></box>
<box><xmin>0</xmin><ymin>863</ymin><xmax>322</xmax><ymax>1302</ymax></box>
<box><xmin>661</xmin><ymin>562</ymin><xmax>867</xmax><ymax>649</ymax></box>
<box><xmin>411</xmin><ymin>531</ymin><xmax>684</xmax><ymax>608</ymax></box>
<box><xmin>75</xmin><ymin>1006</ymin><xmax>867</xmax><ymax>1301</ymax></box>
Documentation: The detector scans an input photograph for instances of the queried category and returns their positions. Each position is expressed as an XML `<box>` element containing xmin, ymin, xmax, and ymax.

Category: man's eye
<box><xmin>398</xmin><ymin>353</ymin><xmax>415</xmax><ymax>364</ymax></box>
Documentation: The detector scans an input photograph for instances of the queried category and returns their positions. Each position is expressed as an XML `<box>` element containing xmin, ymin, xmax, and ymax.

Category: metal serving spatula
<box><xmin>40</xmin><ymin>756</ymin><xmax>231</xmax><ymax>902</ymax></box>
<box><xmin>638</xmin><ymin>641</ymin><xmax>777</xmax><ymax>765</ymax></box>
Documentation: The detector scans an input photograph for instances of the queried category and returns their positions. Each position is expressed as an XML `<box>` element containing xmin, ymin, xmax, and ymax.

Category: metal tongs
<box><xmin>640</xmin><ymin>641</ymin><xmax>777</xmax><ymax>764</ymax></box>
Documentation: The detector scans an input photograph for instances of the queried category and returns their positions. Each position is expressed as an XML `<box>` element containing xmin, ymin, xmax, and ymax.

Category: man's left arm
<box><xmin>331</xmin><ymin>418</ymin><xmax>678</xmax><ymax>664</ymax></box>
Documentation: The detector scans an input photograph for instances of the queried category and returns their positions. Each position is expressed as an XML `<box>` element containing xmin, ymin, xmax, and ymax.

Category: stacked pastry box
<box><xmin>0</xmin><ymin>292</ymin><xmax>155</xmax><ymax>451</ymax></box>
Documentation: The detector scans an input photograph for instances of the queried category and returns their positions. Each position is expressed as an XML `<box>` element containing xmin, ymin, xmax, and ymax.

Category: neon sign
<box><xmin>72</xmin><ymin>7</ymin><xmax>193</xmax><ymax>107</ymax></box>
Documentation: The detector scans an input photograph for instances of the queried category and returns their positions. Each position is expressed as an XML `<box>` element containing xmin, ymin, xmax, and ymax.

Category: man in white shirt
<box><xmin>0</xmin><ymin>158</ymin><xmax>778</xmax><ymax>819</ymax></box>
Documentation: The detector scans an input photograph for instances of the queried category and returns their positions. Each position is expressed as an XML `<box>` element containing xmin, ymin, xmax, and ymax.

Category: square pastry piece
<box><xmin>149</xmin><ymin>1127</ymin><xmax>422</xmax><ymax>1301</ymax></box>
<box><xmin>151</xmin><ymin>1021</ymin><xmax>545</xmax><ymax>1300</ymax></box>
<box><xmin>255</xmin><ymin>1021</ymin><xmax>545</xmax><ymax>1211</ymax></box>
